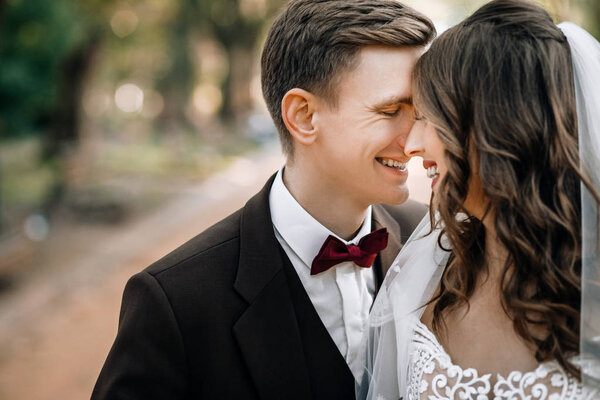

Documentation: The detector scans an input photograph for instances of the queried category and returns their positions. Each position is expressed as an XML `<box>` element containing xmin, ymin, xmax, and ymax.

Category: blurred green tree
<box><xmin>155</xmin><ymin>0</ymin><xmax>196</xmax><ymax>133</ymax></box>
<box><xmin>0</xmin><ymin>0</ymin><xmax>86</xmax><ymax>141</ymax></box>
<box><xmin>546</xmin><ymin>0</ymin><xmax>600</xmax><ymax>39</ymax></box>
<box><xmin>582</xmin><ymin>0</ymin><xmax>600</xmax><ymax>38</ymax></box>
<box><xmin>0</xmin><ymin>0</ymin><xmax>288</xmax><ymax>232</ymax></box>
<box><xmin>0</xmin><ymin>0</ymin><xmax>118</xmax><ymax>157</ymax></box>
<box><xmin>0</xmin><ymin>0</ymin><xmax>116</xmax><ymax>229</ymax></box>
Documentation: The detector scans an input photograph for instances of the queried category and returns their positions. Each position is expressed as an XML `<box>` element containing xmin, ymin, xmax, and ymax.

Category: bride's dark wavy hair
<box><xmin>413</xmin><ymin>0</ymin><xmax>600</xmax><ymax>377</ymax></box>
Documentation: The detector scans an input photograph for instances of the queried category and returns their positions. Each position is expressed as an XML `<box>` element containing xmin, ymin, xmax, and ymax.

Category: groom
<box><xmin>92</xmin><ymin>1</ymin><xmax>435</xmax><ymax>399</ymax></box>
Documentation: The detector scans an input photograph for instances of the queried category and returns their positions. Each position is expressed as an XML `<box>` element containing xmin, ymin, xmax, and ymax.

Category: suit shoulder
<box><xmin>145</xmin><ymin>207</ymin><xmax>243</xmax><ymax>276</ymax></box>
<box><xmin>379</xmin><ymin>200</ymin><xmax>428</xmax><ymax>240</ymax></box>
<box><xmin>381</xmin><ymin>199</ymin><xmax>427</xmax><ymax>219</ymax></box>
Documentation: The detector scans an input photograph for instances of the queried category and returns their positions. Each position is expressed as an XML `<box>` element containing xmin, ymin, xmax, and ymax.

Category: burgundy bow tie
<box><xmin>310</xmin><ymin>228</ymin><xmax>389</xmax><ymax>276</ymax></box>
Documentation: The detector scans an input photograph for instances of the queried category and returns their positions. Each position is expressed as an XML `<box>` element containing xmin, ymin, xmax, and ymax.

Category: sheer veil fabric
<box><xmin>357</xmin><ymin>22</ymin><xmax>600</xmax><ymax>400</ymax></box>
<box><xmin>559</xmin><ymin>22</ymin><xmax>600</xmax><ymax>389</ymax></box>
<box><xmin>357</xmin><ymin>214</ymin><xmax>449</xmax><ymax>399</ymax></box>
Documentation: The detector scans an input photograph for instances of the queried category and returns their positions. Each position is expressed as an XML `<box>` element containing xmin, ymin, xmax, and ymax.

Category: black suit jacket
<box><xmin>92</xmin><ymin>174</ymin><xmax>426</xmax><ymax>400</ymax></box>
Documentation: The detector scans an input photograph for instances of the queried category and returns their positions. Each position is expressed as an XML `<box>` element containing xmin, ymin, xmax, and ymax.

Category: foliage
<box><xmin>0</xmin><ymin>0</ymin><xmax>90</xmax><ymax>138</ymax></box>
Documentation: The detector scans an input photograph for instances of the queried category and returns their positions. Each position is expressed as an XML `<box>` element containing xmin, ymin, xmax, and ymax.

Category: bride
<box><xmin>359</xmin><ymin>0</ymin><xmax>600</xmax><ymax>399</ymax></box>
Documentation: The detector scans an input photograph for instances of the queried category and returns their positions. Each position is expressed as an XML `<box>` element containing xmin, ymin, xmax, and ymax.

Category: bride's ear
<box><xmin>281</xmin><ymin>88</ymin><xmax>318</xmax><ymax>146</ymax></box>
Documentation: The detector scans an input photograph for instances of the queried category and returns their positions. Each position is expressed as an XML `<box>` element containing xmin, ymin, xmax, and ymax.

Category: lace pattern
<box><xmin>406</xmin><ymin>321</ymin><xmax>598</xmax><ymax>400</ymax></box>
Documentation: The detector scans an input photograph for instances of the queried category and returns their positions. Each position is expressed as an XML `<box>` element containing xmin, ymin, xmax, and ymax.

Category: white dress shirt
<box><xmin>269</xmin><ymin>168</ymin><xmax>376</xmax><ymax>381</ymax></box>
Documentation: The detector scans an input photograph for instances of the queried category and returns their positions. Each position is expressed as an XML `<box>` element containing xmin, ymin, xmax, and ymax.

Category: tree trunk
<box><xmin>43</xmin><ymin>30</ymin><xmax>101</xmax><ymax>160</ymax></box>
<box><xmin>42</xmin><ymin>30</ymin><xmax>101</xmax><ymax>213</ymax></box>
<box><xmin>220</xmin><ymin>45</ymin><xmax>254</xmax><ymax>124</ymax></box>
<box><xmin>156</xmin><ymin>1</ymin><xmax>195</xmax><ymax>134</ymax></box>
<box><xmin>0</xmin><ymin>0</ymin><xmax>8</xmax><ymax>232</ymax></box>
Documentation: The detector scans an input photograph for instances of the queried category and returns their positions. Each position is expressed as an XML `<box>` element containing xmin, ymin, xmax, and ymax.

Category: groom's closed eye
<box><xmin>370</xmin><ymin>96</ymin><xmax>413</xmax><ymax>118</ymax></box>
<box><xmin>379</xmin><ymin>106</ymin><xmax>404</xmax><ymax>117</ymax></box>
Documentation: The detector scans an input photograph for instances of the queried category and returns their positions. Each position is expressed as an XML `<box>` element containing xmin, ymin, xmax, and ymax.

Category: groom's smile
<box><xmin>375</xmin><ymin>158</ymin><xmax>408</xmax><ymax>172</ymax></box>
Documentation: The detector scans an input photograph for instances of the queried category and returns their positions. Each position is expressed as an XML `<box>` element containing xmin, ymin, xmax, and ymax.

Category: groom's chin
<box><xmin>380</xmin><ymin>186</ymin><xmax>410</xmax><ymax>206</ymax></box>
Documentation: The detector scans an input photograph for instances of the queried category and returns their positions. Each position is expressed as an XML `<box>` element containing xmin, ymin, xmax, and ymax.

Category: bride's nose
<box><xmin>404</xmin><ymin>121</ymin><xmax>425</xmax><ymax>158</ymax></box>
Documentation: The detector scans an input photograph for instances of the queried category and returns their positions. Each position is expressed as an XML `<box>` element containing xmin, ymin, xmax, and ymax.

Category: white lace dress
<box><xmin>406</xmin><ymin>321</ymin><xmax>598</xmax><ymax>400</ymax></box>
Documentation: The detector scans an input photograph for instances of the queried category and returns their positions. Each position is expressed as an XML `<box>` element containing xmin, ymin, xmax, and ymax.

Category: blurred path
<box><xmin>0</xmin><ymin>144</ymin><xmax>430</xmax><ymax>400</ymax></box>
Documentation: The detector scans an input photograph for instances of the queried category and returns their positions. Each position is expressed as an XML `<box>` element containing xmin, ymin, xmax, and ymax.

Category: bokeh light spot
<box><xmin>24</xmin><ymin>213</ymin><xmax>50</xmax><ymax>242</ymax></box>
<box><xmin>115</xmin><ymin>83</ymin><xmax>144</xmax><ymax>113</ymax></box>
<box><xmin>110</xmin><ymin>10</ymin><xmax>139</xmax><ymax>38</ymax></box>
<box><xmin>193</xmin><ymin>84</ymin><xmax>222</xmax><ymax>116</ymax></box>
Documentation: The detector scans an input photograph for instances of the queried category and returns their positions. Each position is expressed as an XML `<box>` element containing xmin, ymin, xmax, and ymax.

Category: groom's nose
<box><xmin>392</xmin><ymin>117</ymin><xmax>416</xmax><ymax>152</ymax></box>
<box><xmin>404</xmin><ymin>120</ymin><xmax>425</xmax><ymax>157</ymax></box>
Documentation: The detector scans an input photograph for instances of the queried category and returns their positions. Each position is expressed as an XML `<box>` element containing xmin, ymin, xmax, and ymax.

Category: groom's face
<box><xmin>311</xmin><ymin>46</ymin><xmax>423</xmax><ymax>207</ymax></box>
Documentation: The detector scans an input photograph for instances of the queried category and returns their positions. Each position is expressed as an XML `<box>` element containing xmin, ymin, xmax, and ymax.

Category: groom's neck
<box><xmin>282</xmin><ymin>163</ymin><xmax>368</xmax><ymax>241</ymax></box>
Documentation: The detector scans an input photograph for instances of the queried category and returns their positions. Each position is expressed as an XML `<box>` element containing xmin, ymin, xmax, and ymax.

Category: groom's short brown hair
<box><xmin>261</xmin><ymin>0</ymin><xmax>435</xmax><ymax>157</ymax></box>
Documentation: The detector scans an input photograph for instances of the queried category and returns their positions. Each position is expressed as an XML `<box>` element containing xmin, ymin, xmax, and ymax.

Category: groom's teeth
<box><xmin>378</xmin><ymin>158</ymin><xmax>407</xmax><ymax>170</ymax></box>
<box><xmin>426</xmin><ymin>165</ymin><xmax>439</xmax><ymax>179</ymax></box>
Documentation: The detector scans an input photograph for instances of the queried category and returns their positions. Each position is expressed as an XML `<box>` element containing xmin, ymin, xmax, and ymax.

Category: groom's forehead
<box><xmin>334</xmin><ymin>46</ymin><xmax>419</xmax><ymax>102</ymax></box>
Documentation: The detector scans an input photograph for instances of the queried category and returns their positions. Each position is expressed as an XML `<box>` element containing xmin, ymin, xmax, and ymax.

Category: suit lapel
<box><xmin>233</xmin><ymin>175</ymin><xmax>311</xmax><ymax>400</ymax></box>
<box><xmin>372</xmin><ymin>204</ymin><xmax>403</xmax><ymax>288</ymax></box>
<box><xmin>231</xmin><ymin>179</ymin><xmax>406</xmax><ymax>398</ymax></box>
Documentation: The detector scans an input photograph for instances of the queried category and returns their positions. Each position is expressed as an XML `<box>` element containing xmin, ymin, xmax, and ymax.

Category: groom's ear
<box><xmin>281</xmin><ymin>88</ymin><xmax>318</xmax><ymax>146</ymax></box>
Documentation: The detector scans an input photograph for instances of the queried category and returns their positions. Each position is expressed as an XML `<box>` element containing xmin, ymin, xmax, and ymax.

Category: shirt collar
<box><xmin>269</xmin><ymin>167</ymin><xmax>373</xmax><ymax>269</ymax></box>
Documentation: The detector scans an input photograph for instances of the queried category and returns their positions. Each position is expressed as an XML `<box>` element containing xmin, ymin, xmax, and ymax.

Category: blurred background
<box><xmin>0</xmin><ymin>0</ymin><xmax>597</xmax><ymax>398</ymax></box>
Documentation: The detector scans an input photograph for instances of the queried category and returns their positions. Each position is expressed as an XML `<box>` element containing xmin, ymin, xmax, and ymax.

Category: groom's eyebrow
<box><xmin>370</xmin><ymin>96</ymin><xmax>413</xmax><ymax>110</ymax></box>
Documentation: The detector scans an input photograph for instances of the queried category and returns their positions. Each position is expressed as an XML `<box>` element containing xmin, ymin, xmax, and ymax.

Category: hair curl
<box><xmin>413</xmin><ymin>0</ymin><xmax>600</xmax><ymax>377</ymax></box>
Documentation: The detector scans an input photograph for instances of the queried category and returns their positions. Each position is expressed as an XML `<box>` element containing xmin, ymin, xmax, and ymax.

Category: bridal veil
<box><xmin>560</xmin><ymin>21</ymin><xmax>600</xmax><ymax>389</ymax></box>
